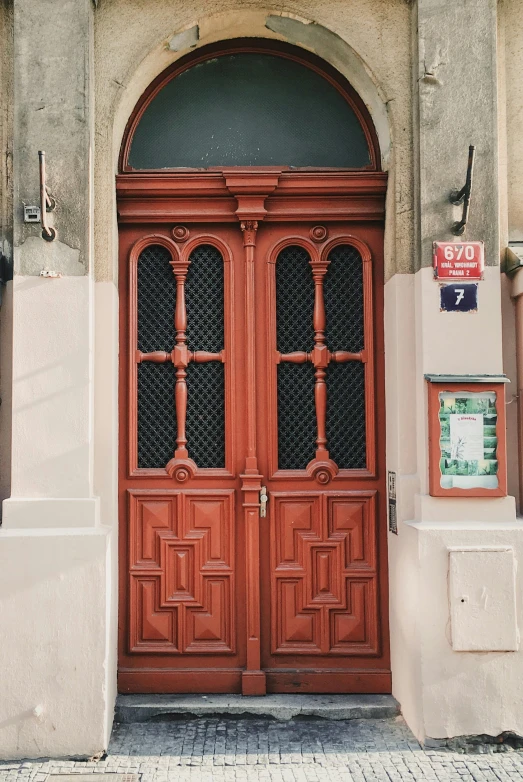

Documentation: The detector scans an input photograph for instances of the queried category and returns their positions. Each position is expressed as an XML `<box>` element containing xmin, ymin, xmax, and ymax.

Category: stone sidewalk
<box><xmin>2</xmin><ymin>718</ymin><xmax>523</xmax><ymax>781</ymax></box>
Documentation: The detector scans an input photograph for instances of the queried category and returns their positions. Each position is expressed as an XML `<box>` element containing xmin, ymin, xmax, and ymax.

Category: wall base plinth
<box><xmin>390</xmin><ymin>518</ymin><xmax>523</xmax><ymax>743</ymax></box>
<box><xmin>0</xmin><ymin>525</ymin><xmax>115</xmax><ymax>759</ymax></box>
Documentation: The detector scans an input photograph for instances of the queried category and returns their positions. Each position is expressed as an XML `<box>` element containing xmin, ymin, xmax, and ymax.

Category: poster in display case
<box><xmin>426</xmin><ymin>376</ymin><xmax>508</xmax><ymax>497</ymax></box>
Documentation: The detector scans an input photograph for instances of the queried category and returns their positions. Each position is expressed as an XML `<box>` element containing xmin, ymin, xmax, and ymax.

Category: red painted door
<box><xmin>117</xmin><ymin>171</ymin><xmax>390</xmax><ymax>694</ymax></box>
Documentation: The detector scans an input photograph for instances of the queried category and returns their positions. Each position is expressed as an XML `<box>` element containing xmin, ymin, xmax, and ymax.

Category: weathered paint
<box><xmin>0</xmin><ymin>0</ymin><xmax>521</xmax><ymax>758</ymax></box>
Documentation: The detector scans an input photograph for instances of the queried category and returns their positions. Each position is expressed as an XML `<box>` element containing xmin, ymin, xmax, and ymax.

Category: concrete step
<box><xmin>115</xmin><ymin>694</ymin><xmax>400</xmax><ymax>723</ymax></box>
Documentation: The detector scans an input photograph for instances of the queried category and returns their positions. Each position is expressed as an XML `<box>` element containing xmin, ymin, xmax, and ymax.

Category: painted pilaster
<box><xmin>388</xmin><ymin>0</ymin><xmax>523</xmax><ymax>743</ymax></box>
<box><xmin>415</xmin><ymin>0</ymin><xmax>499</xmax><ymax>268</ymax></box>
<box><xmin>0</xmin><ymin>0</ymin><xmax>14</xmax><ymax>509</ymax></box>
<box><xmin>5</xmin><ymin>0</ymin><xmax>94</xmax><ymax>509</ymax></box>
<box><xmin>0</xmin><ymin>0</ymin><xmax>114</xmax><ymax>759</ymax></box>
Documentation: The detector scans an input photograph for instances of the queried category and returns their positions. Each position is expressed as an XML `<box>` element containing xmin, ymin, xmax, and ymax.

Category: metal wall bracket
<box><xmin>38</xmin><ymin>151</ymin><xmax>56</xmax><ymax>241</ymax></box>
<box><xmin>449</xmin><ymin>145</ymin><xmax>475</xmax><ymax>236</ymax></box>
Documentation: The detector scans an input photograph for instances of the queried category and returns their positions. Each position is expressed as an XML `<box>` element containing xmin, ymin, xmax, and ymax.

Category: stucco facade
<box><xmin>1</xmin><ymin>0</ymin><xmax>523</xmax><ymax>759</ymax></box>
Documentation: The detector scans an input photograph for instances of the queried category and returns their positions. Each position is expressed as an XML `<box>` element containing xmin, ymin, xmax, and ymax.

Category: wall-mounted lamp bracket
<box><xmin>38</xmin><ymin>151</ymin><xmax>56</xmax><ymax>242</ymax></box>
<box><xmin>449</xmin><ymin>145</ymin><xmax>476</xmax><ymax>236</ymax></box>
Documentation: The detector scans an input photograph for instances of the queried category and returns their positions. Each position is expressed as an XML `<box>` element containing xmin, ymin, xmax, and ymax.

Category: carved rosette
<box><xmin>310</xmin><ymin>225</ymin><xmax>328</xmax><ymax>243</ymax></box>
<box><xmin>172</xmin><ymin>225</ymin><xmax>190</xmax><ymax>242</ymax></box>
<box><xmin>305</xmin><ymin>459</ymin><xmax>339</xmax><ymax>485</ymax></box>
<box><xmin>165</xmin><ymin>457</ymin><xmax>197</xmax><ymax>482</ymax></box>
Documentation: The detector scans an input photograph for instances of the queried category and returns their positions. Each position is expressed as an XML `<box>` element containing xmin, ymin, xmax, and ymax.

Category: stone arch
<box><xmin>119</xmin><ymin>38</ymin><xmax>382</xmax><ymax>171</ymax></box>
<box><xmin>94</xmin><ymin>8</ymin><xmax>395</xmax><ymax>283</ymax></box>
<box><xmin>111</xmin><ymin>11</ymin><xmax>391</xmax><ymax>180</ymax></box>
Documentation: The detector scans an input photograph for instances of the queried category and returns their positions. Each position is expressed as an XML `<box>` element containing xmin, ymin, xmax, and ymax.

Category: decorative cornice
<box><xmin>116</xmin><ymin>172</ymin><xmax>388</xmax><ymax>224</ymax></box>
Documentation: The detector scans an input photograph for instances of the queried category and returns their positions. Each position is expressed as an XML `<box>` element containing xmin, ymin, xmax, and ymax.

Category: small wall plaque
<box><xmin>433</xmin><ymin>241</ymin><xmax>484</xmax><ymax>280</ymax></box>
<box><xmin>388</xmin><ymin>471</ymin><xmax>397</xmax><ymax>534</ymax></box>
<box><xmin>440</xmin><ymin>283</ymin><xmax>478</xmax><ymax>312</ymax></box>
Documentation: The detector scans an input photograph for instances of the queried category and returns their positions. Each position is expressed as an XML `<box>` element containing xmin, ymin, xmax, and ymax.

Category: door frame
<box><xmin>117</xmin><ymin>169</ymin><xmax>389</xmax><ymax>694</ymax></box>
<box><xmin>117</xmin><ymin>33</ymin><xmax>388</xmax><ymax>696</ymax></box>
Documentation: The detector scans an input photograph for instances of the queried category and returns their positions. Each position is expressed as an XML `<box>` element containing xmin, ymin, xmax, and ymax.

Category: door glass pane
<box><xmin>185</xmin><ymin>244</ymin><xmax>225</xmax><ymax>468</ymax></box>
<box><xmin>324</xmin><ymin>245</ymin><xmax>366</xmax><ymax>469</ymax></box>
<box><xmin>137</xmin><ymin>244</ymin><xmax>177</xmax><ymax>468</ymax></box>
<box><xmin>276</xmin><ymin>246</ymin><xmax>316</xmax><ymax>470</ymax></box>
<box><xmin>326</xmin><ymin>361</ymin><xmax>366</xmax><ymax>469</ymax></box>
<box><xmin>129</xmin><ymin>54</ymin><xmax>371</xmax><ymax>169</ymax></box>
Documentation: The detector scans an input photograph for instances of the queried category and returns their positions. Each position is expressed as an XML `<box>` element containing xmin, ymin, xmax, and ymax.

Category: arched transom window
<box><xmin>124</xmin><ymin>47</ymin><xmax>377</xmax><ymax>170</ymax></box>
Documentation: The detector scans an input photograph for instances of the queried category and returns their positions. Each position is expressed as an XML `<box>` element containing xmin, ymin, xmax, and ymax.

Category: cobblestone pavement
<box><xmin>2</xmin><ymin>718</ymin><xmax>523</xmax><ymax>782</ymax></box>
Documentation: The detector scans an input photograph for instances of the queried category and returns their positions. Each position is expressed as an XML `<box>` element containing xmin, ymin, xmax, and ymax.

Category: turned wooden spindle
<box><xmin>309</xmin><ymin>258</ymin><xmax>330</xmax><ymax>460</ymax></box>
<box><xmin>136</xmin><ymin>257</ymin><xmax>225</xmax><ymax>466</ymax></box>
<box><xmin>170</xmin><ymin>258</ymin><xmax>191</xmax><ymax>459</ymax></box>
<box><xmin>276</xmin><ymin>261</ymin><xmax>367</xmax><ymax>464</ymax></box>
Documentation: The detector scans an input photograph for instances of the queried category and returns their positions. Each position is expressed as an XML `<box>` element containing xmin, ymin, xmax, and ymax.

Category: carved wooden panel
<box><xmin>270</xmin><ymin>492</ymin><xmax>378</xmax><ymax>655</ymax></box>
<box><xmin>119</xmin><ymin>186</ymin><xmax>389</xmax><ymax>694</ymax></box>
<box><xmin>129</xmin><ymin>490</ymin><xmax>235</xmax><ymax>654</ymax></box>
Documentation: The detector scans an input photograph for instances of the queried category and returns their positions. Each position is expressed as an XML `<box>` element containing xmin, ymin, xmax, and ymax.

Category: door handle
<box><xmin>260</xmin><ymin>486</ymin><xmax>268</xmax><ymax>518</ymax></box>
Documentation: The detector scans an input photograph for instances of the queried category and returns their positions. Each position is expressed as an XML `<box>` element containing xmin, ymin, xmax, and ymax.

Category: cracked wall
<box><xmin>0</xmin><ymin>0</ymin><xmax>13</xmax><ymax>509</ymax></box>
<box><xmin>93</xmin><ymin>1</ymin><xmax>414</xmax><ymax>282</ymax></box>
<box><xmin>13</xmin><ymin>0</ymin><xmax>93</xmax><ymax>276</ymax></box>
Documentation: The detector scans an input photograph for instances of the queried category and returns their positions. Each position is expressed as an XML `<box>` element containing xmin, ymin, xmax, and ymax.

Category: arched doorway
<box><xmin>117</xmin><ymin>40</ymin><xmax>389</xmax><ymax>695</ymax></box>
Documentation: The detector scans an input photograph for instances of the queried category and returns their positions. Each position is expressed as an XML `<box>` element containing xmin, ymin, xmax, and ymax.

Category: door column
<box><xmin>226</xmin><ymin>173</ymin><xmax>278</xmax><ymax>695</ymax></box>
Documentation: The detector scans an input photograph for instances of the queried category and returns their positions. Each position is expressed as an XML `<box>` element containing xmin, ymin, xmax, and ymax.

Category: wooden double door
<box><xmin>118</xmin><ymin>171</ymin><xmax>390</xmax><ymax>694</ymax></box>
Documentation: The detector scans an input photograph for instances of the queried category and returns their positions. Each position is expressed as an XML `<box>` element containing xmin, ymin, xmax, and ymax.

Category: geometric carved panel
<box><xmin>128</xmin><ymin>490</ymin><xmax>235</xmax><ymax>654</ymax></box>
<box><xmin>271</xmin><ymin>492</ymin><xmax>378</xmax><ymax>655</ymax></box>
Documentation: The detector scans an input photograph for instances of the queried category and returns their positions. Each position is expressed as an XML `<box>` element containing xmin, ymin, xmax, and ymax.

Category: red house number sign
<box><xmin>433</xmin><ymin>241</ymin><xmax>484</xmax><ymax>280</ymax></box>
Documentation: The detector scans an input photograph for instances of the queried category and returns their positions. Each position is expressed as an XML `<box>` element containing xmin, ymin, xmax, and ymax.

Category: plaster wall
<box><xmin>0</xmin><ymin>0</ymin><xmax>13</xmax><ymax>510</ymax></box>
<box><xmin>0</xmin><ymin>0</ymin><xmax>115</xmax><ymax>759</ymax></box>
<box><xmin>414</xmin><ymin>0</ymin><xmax>499</xmax><ymax>269</ymax></box>
<box><xmin>93</xmin><ymin>0</ymin><xmax>413</xmax><ymax>283</ymax></box>
<box><xmin>385</xmin><ymin>269</ymin><xmax>521</xmax><ymax>743</ymax></box>
<box><xmin>6</xmin><ymin>276</ymin><xmax>92</xmax><ymax>500</ymax></box>
<box><xmin>499</xmin><ymin>0</ymin><xmax>522</xmax><ymax>510</ymax></box>
<box><xmin>0</xmin><ymin>527</ymin><xmax>112</xmax><ymax>759</ymax></box>
<box><xmin>412</xmin><ymin>522</ymin><xmax>523</xmax><ymax>740</ymax></box>
<box><xmin>504</xmin><ymin>0</ymin><xmax>523</xmax><ymax>242</ymax></box>
<box><xmin>0</xmin><ymin>0</ymin><xmax>519</xmax><ymax>758</ymax></box>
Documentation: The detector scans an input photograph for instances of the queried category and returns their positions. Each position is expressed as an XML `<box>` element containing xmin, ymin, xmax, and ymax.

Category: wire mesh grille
<box><xmin>277</xmin><ymin>363</ymin><xmax>317</xmax><ymax>470</ymax></box>
<box><xmin>324</xmin><ymin>244</ymin><xmax>366</xmax><ymax>468</ymax></box>
<box><xmin>136</xmin><ymin>242</ymin><xmax>225</xmax><ymax>470</ymax></box>
<box><xmin>324</xmin><ymin>245</ymin><xmax>364</xmax><ymax>352</ymax></box>
<box><xmin>137</xmin><ymin>245</ymin><xmax>176</xmax><ymax>468</ymax></box>
<box><xmin>137</xmin><ymin>245</ymin><xmax>176</xmax><ymax>352</ymax></box>
<box><xmin>326</xmin><ymin>362</ymin><xmax>366</xmax><ymax>469</ymax></box>
<box><xmin>185</xmin><ymin>244</ymin><xmax>225</xmax><ymax>468</ymax></box>
<box><xmin>186</xmin><ymin>363</ymin><xmax>225</xmax><ymax>468</ymax></box>
<box><xmin>138</xmin><ymin>362</ymin><xmax>176</xmax><ymax>468</ymax></box>
<box><xmin>186</xmin><ymin>245</ymin><xmax>224</xmax><ymax>353</ymax></box>
<box><xmin>276</xmin><ymin>246</ymin><xmax>314</xmax><ymax>353</ymax></box>
<box><xmin>275</xmin><ymin>242</ymin><xmax>367</xmax><ymax>471</ymax></box>
<box><xmin>276</xmin><ymin>246</ymin><xmax>316</xmax><ymax>469</ymax></box>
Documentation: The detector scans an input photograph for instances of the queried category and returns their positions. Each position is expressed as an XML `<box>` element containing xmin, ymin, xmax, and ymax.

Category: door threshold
<box><xmin>115</xmin><ymin>693</ymin><xmax>400</xmax><ymax>723</ymax></box>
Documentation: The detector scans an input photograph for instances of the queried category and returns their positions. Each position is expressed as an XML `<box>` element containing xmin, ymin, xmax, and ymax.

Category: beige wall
<box><xmin>1</xmin><ymin>0</ymin><xmax>523</xmax><ymax>757</ymax></box>
<box><xmin>93</xmin><ymin>1</ymin><xmax>414</xmax><ymax>283</ymax></box>
<box><xmin>503</xmin><ymin>0</ymin><xmax>523</xmax><ymax>242</ymax></box>
<box><xmin>99</xmin><ymin>0</ymin><xmax>522</xmax><ymax>744</ymax></box>
<box><xmin>498</xmin><ymin>0</ymin><xmax>523</xmax><ymax>509</ymax></box>
<box><xmin>0</xmin><ymin>0</ymin><xmax>13</xmax><ymax>510</ymax></box>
